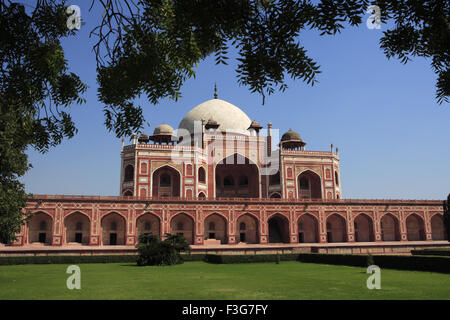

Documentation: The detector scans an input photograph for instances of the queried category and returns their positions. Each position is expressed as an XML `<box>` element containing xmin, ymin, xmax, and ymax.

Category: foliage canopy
<box><xmin>0</xmin><ymin>0</ymin><xmax>448</xmax><ymax>243</ymax></box>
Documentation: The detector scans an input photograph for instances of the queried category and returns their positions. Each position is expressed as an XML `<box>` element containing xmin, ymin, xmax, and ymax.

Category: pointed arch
<box><xmin>354</xmin><ymin>213</ymin><xmax>374</xmax><ymax>242</ymax></box>
<box><xmin>236</xmin><ymin>213</ymin><xmax>259</xmax><ymax>244</ymax></box>
<box><xmin>297</xmin><ymin>170</ymin><xmax>322</xmax><ymax>199</ymax></box>
<box><xmin>123</xmin><ymin>190</ymin><xmax>133</xmax><ymax>196</ymax></box>
<box><xmin>152</xmin><ymin>165</ymin><xmax>181</xmax><ymax>198</ymax></box>
<box><xmin>28</xmin><ymin>211</ymin><xmax>53</xmax><ymax>245</ymax></box>
<box><xmin>430</xmin><ymin>214</ymin><xmax>446</xmax><ymax>240</ymax></box>
<box><xmin>269</xmin><ymin>192</ymin><xmax>281</xmax><ymax>198</ymax></box>
<box><xmin>136</xmin><ymin>212</ymin><xmax>161</xmax><ymax>240</ymax></box>
<box><xmin>406</xmin><ymin>213</ymin><xmax>425</xmax><ymax>241</ymax></box>
<box><xmin>380</xmin><ymin>213</ymin><xmax>400</xmax><ymax>241</ymax></box>
<box><xmin>215</xmin><ymin>153</ymin><xmax>260</xmax><ymax>198</ymax></box>
<box><xmin>101</xmin><ymin>212</ymin><xmax>126</xmax><ymax>245</ymax></box>
<box><xmin>198</xmin><ymin>191</ymin><xmax>206</xmax><ymax>199</ymax></box>
<box><xmin>298</xmin><ymin>213</ymin><xmax>318</xmax><ymax>243</ymax></box>
<box><xmin>170</xmin><ymin>213</ymin><xmax>194</xmax><ymax>244</ymax></box>
<box><xmin>326</xmin><ymin>213</ymin><xmax>347</xmax><ymax>243</ymax></box>
<box><xmin>204</xmin><ymin>213</ymin><xmax>227</xmax><ymax>244</ymax></box>
<box><xmin>198</xmin><ymin>166</ymin><xmax>206</xmax><ymax>183</ymax></box>
<box><xmin>268</xmin><ymin>213</ymin><xmax>290</xmax><ymax>243</ymax></box>
<box><xmin>64</xmin><ymin>211</ymin><xmax>91</xmax><ymax>245</ymax></box>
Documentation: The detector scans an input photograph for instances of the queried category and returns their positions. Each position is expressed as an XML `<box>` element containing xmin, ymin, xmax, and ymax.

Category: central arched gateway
<box><xmin>204</xmin><ymin>214</ymin><xmax>227</xmax><ymax>243</ymax></box>
<box><xmin>152</xmin><ymin>166</ymin><xmax>181</xmax><ymax>198</ymax></box>
<box><xmin>170</xmin><ymin>213</ymin><xmax>194</xmax><ymax>244</ymax></box>
<box><xmin>268</xmin><ymin>214</ymin><xmax>290</xmax><ymax>243</ymax></box>
<box><xmin>297</xmin><ymin>170</ymin><xmax>322</xmax><ymax>199</ymax></box>
<box><xmin>215</xmin><ymin>153</ymin><xmax>259</xmax><ymax>198</ymax></box>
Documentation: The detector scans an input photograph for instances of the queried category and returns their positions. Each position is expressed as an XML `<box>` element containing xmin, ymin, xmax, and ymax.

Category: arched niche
<box><xmin>354</xmin><ymin>214</ymin><xmax>374</xmax><ymax>242</ymax></box>
<box><xmin>268</xmin><ymin>214</ymin><xmax>290</xmax><ymax>243</ymax></box>
<box><xmin>136</xmin><ymin>213</ymin><xmax>160</xmax><ymax>240</ymax></box>
<box><xmin>170</xmin><ymin>213</ymin><xmax>194</xmax><ymax>244</ymax></box>
<box><xmin>380</xmin><ymin>214</ymin><xmax>400</xmax><ymax>241</ymax></box>
<box><xmin>152</xmin><ymin>166</ymin><xmax>181</xmax><ymax>198</ymax></box>
<box><xmin>64</xmin><ymin>212</ymin><xmax>90</xmax><ymax>245</ymax></box>
<box><xmin>298</xmin><ymin>170</ymin><xmax>322</xmax><ymax>199</ymax></box>
<box><xmin>101</xmin><ymin>212</ymin><xmax>126</xmax><ymax>245</ymax></box>
<box><xmin>204</xmin><ymin>214</ymin><xmax>227</xmax><ymax>244</ymax></box>
<box><xmin>298</xmin><ymin>214</ymin><xmax>318</xmax><ymax>243</ymax></box>
<box><xmin>236</xmin><ymin>214</ymin><xmax>259</xmax><ymax>244</ymax></box>
<box><xmin>28</xmin><ymin>212</ymin><xmax>53</xmax><ymax>245</ymax></box>
<box><xmin>326</xmin><ymin>214</ymin><xmax>346</xmax><ymax>243</ymax></box>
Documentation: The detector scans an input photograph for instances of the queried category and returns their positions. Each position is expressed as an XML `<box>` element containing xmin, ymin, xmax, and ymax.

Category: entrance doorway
<box><xmin>109</xmin><ymin>233</ymin><xmax>117</xmax><ymax>245</ymax></box>
<box><xmin>75</xmin><ymin>233</ymin><xmax>82</xmax><ymax>243</ymax></box>
<box><xmin>38</xmin><ymin>233</ymin><xmax>46</xmax><ymax>243</ymax></box>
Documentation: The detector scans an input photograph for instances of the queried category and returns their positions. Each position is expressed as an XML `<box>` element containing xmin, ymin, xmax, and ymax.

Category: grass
<box><xmin>0</xmin><ymin>261</ymin><xmax>449</xmax><ymax>299</ymax></box>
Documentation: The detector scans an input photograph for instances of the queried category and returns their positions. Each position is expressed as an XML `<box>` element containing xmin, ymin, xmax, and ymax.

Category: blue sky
<box><xmin>21</xmin><ymin>1</ymin><xmax>450</xmax><ymax>200</ymax></box>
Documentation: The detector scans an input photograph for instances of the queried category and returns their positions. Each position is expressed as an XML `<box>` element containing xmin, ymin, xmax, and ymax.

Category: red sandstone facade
<box><xmin>15</xmin><ymin>196</ymin><xmax>446</xmax><ymax>247</ymax></box>
<box><xmin>14</xmin><ymin>98</ymin><xmax>447</xmax><ymax>246</ymax></box>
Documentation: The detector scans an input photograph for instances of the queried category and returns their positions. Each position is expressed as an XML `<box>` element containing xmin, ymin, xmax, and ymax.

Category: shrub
<box><xmin>411</xmin><ymin>249</ymin><xmax>450</xmax><ymax>256</ymax></box>
<box><xmin>297</xmin><ymin>253</ymin><xmax>450</xmax><ymax>273</ymax></box>
<box><xmin>204</xmin><ymin>254</ymin><xmax>299</xmax><ymax>264</ymax></box>
<box><xmin>136</xmin><ymin>233</ymin><xmax>190</xmax><ymax>266</ymax></box>
<box><xmin>0</xmin><ymin>255</ymin><xmax>138</xmax><ymax>265</ymax></box>
<box><xmin>367</xmin><ymin>254</ymin><xmax>374</xmax><ymax>266</ymax></box>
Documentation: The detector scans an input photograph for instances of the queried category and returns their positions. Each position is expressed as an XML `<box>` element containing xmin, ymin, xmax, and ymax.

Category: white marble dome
<box><xmin>178</xmin><ymin>99</ymin><xmax>252</xmax><ymax>135</ymax></box>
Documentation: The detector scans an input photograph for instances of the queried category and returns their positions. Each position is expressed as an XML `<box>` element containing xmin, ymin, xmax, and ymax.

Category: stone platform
<box><xmin>0</xmin><ymin>241</ymin><xmax>448</xmax><ymax>257</ymax></box>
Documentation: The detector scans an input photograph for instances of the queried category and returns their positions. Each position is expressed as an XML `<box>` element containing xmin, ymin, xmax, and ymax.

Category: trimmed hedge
<box><xmin>204</xmin><ymin>253</ymin><xmax>299</xmax><ymax>264</ymax></box>
<box><xmin>411</xmin><ymin>249</ymin><xmax>450</xmax><ymax>257</ymax></box>
<box><xmin>297</xmin><ymin>253</ymin><xmax>450</xmax><ymax>273</ymax></box>
<box><xmin>0</xmin><ymin>253</ymin><xmax>205</xmax><ymax>265</ymax></box>
<box><xmin>0</xmin><ymin>255</ymin><xmax>138</xmax><ymax>265</ymax></box>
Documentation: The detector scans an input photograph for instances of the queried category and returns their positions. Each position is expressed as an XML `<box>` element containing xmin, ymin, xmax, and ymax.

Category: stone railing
<box><xmin>28</xmin><ymin>194</ymin><xmax>442</xmax><ymax>206</ymax></box>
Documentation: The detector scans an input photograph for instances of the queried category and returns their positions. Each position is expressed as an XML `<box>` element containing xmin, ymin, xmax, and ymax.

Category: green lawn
<box><xmin>0</xmin><ymin>261</ymin><xmax>449</xmax><ymax>299</ymax></box>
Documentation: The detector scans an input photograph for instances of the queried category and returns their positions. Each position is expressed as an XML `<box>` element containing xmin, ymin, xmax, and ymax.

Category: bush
<box><xmin>297</xmin><ymin>253</ymin><xmax>450</xmax><ymax>273</ymax></box>
<box><xmin>204</xmin><ymin>254</ymin><xmax>299</xmax><ymax>264</ymax></box>
<box><xmin>366</xmin><ymin>254</ymin><xmax>374</xmax><ymax>266</ymax></box>
<box><xmin>136</xmin><ymin>233</ymin><xmax>190</xmax><ymax>266</ymax></box>
<box><xmin>411</xmin><ymin>249</ymin><xmax>450</xmax><ymax>256</ymax></box>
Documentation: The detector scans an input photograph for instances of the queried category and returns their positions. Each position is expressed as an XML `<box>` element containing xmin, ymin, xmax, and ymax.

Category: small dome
<box><xmin>153</xmin><ymin>123</ymin><xmax>174</xmax><ymax>135</ymax></box>
<box><xmin>138</xmin><ymin>132</ymin><xmax>149</xmax><ymax>143</ymax></box>
<box><xmin>281</xmin><ymin>129</ymin><xmax>302</xmax><ymax>142</ymax></box>
<box><xmin>248</xmin><ymin>120</ymin><xmax>262</xmax><ymax>129</ymax></box>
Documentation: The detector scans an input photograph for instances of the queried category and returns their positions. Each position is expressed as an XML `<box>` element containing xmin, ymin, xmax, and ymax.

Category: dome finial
<box><xmin>214</xmin><ymin>82</ymin><xmax>218</xmax><ymax>99</ymax></box>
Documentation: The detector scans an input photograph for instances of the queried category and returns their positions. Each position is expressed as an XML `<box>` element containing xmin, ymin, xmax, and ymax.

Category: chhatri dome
<box><xmin>178</xmin><ymin>98</ymin><xmax>252</xmax><ymax>136</ymax></box>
